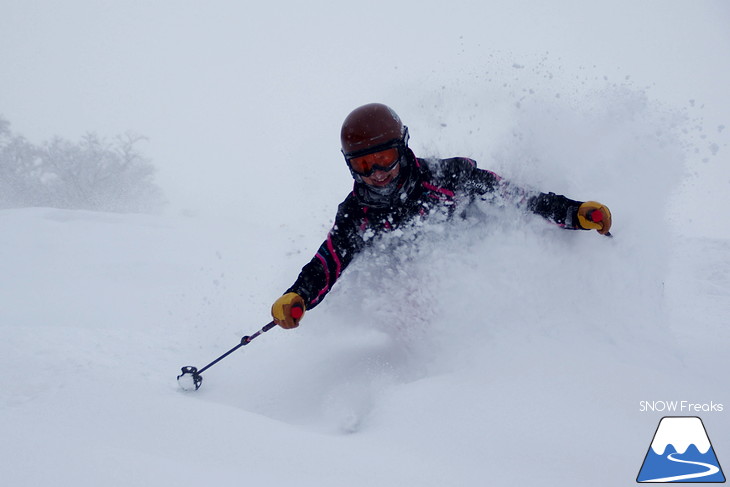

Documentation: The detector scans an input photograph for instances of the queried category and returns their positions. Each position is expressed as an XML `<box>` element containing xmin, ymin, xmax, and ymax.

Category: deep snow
<box><xmin>2</xmin><ymin>89</ymin><xmax>729</xmax><ymax>485</ymax></box>
<box><xmin>1</xmin><ymin>2</ymin><xmax>729</xmax><ymax>486</ymax></box>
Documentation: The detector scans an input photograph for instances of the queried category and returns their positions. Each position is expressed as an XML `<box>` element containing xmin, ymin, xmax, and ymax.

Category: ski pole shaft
<box><xmin>178</xmin><ymin>305</ymin><xmax>304</xmax><ymax>391</ymax></box>
<box><xmin>196</xmin><ymin>321</ymin><xmax>276</xmax><ymax>375</ymax></box>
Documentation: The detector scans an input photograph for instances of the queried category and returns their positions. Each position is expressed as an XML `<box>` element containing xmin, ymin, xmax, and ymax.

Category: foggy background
<box><xmin>1</xmin><ymin>0</ymin><xmax>728</xmax><ymax>234</ymax></box>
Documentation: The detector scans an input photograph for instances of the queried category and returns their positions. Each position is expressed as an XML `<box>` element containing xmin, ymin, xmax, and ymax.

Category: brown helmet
<box><xmin>340</xmin><ymin>103</ymin><xmax>409</xmax><ymax>156</ymax></box>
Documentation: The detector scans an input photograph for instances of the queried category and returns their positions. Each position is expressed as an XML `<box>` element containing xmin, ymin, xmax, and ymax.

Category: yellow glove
<box><xmin>577</xmin><ymin>201</ymin><xmax>612</xmax><ymax>235</ymax></box>
<box><xmin>271</xmin><ymin>292</ymin><xmax>306</xmax><ymax>329</ymax></box>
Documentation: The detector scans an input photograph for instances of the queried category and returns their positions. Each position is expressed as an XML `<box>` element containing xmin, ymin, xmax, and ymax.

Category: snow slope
<box><xmin>2</xmin><ymin>91</ymin><xmax>728</xmax><ymax>485</ymax></box>
<box><xmin>1</xmin><ymin>2</ymin><xmax>729</xmax><ymax>486</ymax></box>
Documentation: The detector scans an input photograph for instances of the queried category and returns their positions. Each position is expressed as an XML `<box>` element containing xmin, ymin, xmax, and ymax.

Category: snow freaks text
<box><xmin>639</xmin><ymin>401</ymin><xmax>724</xmax><ymax>413</ymax></box>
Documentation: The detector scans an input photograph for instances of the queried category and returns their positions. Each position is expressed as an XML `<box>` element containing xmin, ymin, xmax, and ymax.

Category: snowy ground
<box><xmin>2</xmin><ymin>2</ymin><xmax>729</xmax><ymax>486</ymax></box>
<box><xmin>2</xmin><ymin>101</ymin><xmax>728</xmax><ymax>485</ymax></box>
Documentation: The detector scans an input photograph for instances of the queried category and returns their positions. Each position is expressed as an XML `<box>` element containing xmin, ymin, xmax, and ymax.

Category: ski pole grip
<box><xmin>585</xmin><ymin>207</ymin><xmax>612</xmax><ymax>236</ymax></box>
<box><xmin>290</xmin><ymin>305</ymin><xmax>304</xmax><ymax>320</ymax></box>
<box><xmin>589</xmin><ymin>209</ymin><xmax>604</xmax><ymax>223</ymax></box>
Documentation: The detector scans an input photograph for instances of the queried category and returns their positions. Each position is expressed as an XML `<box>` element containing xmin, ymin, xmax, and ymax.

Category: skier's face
<box><xmin>347</xmin><ymin>146</ymin><xmax>402</xmax><ymax>187</ymax></box>
<box><xmin>361</xmin><ymin>163</ymin><xmax>400</xmax><ymax>188</ymax></box>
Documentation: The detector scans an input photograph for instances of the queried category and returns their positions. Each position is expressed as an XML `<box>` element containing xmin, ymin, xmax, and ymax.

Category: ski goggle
<box><xmin>343</xmin><ymin>127</ymin><xmax>409</xmax><ymax>177</ymax></box>
<box><xmin>347</xmin><ymin>147</ymin><xmax>401</xmax><ymax>177</ymax></box>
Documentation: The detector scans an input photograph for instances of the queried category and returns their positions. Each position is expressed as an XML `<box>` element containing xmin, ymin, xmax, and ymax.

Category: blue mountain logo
<box><xmin>637</xmin><ymin>416</ymin><xmax>725</xmax><ymax>483</ymax></box>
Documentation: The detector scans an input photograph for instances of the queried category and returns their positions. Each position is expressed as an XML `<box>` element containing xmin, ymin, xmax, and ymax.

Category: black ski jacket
<box><xmin>286</xmin><ymin>155</ymin><xmax>584</xmax><ymax>309</ymax></box>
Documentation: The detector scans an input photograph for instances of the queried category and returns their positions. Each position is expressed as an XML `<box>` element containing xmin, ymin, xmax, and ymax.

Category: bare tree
<box><xmin>0</xmin><ymin>116</ymin><xmax>165</xmax><ymax>212</ymax></box>
<box><xmin>0</xmin><ymin>120</ymin><xmax>46</xmax><ymax>207</ymax></box>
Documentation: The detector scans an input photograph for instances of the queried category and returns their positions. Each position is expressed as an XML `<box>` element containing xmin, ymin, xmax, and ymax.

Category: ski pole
<box><xmin>177</xmin><ymin>305</ymin><xmax>303</xmax><ymax>391</ymax></box>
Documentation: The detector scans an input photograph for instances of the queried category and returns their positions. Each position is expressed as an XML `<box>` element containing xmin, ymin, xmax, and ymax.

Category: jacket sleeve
<box><xmin>526</xmin><ymin>191</ymin><xmax>583</xmax><ymax>229</ymax></box>
<box><xmin>441</xmin><ymin>157</ymin><xmax>584</xmax><ymax>229</ymax></box>
<box><xmin>285</xmin><ymin>200</ymin><xmax>365</xmax><ymax>309</ymax></box>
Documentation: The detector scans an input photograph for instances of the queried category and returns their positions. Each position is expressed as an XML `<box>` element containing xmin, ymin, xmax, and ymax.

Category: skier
<box><xmin>271</xmin><ymin>103</ymin><xmax>612</xmax><ymax>329</ymax></box>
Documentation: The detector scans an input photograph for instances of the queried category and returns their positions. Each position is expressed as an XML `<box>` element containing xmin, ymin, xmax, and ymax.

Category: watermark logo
<box><xmin>637</xmin><ymin>416</ymin><xmax>725</xmax><ymax>483</ymax></box>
